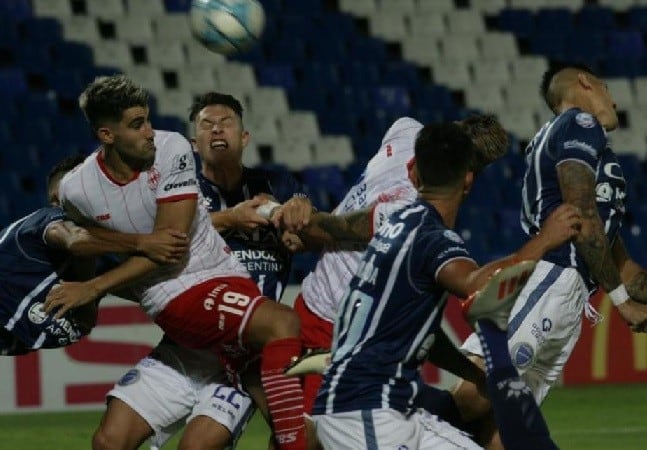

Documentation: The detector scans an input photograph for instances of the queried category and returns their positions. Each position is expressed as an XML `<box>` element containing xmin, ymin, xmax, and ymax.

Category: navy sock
<box><xmin>476</xmin><ymin>319</ymin><xmax>559</xmax><ymax>450</ymax></box>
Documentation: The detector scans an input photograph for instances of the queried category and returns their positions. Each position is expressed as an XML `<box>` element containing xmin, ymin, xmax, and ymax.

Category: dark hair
<box><xmin>46</xmin><ymin>154</ymin><xmax>86</xmax><ymax>188</ymax></box>
<box><xmin>458</xmin><ymin>114</ymin><xmax>508</xmax><ymax>173</ymax></box>
<box><xmin>79</xmin><ymin>75</ymin><xmax>149</xmax><ymax>133</ymax></box>
<box><xmin>188</xmin><ymin>92</ymin><xmax>244</xmax><ymax>123</ymax></box>
<box><xmin>415</xmin><ymin>123</ymin><xmax>475</xmax><ymax>188</ymax></box>
<box><xmin>540</xmin><ymin>62</ymin><xmax>596</xmax><ymax>112</ymax></box>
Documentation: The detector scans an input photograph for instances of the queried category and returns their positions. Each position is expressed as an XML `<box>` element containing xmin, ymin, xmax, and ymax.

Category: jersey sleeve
<box><xmin>155</xmin><ymin>132</ymin><xmax>199</xmax><ymax>203</ymax></box>
<box><xmin>58</xmin><ymin>163</ymin><xmax>94</xmax><ymax>220</ymax></box>
<box><xmin>552</xmin><ymin>111</ymin><xmax>607</xmax><ymax>171</ymax></box>
<box><xmin>422</xmin><ymin>229</ymin><xmax>474</xmax><ymax>280</ymax></box>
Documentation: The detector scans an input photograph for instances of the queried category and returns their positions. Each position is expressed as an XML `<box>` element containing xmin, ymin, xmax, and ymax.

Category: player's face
<box><xmin>193</xmin><ymin>104</ymin><xmax>249</xmax><ymax>167</ymax></box>
<box><xmin>589</xmin><ymin>78</ymin><xmax>618</xmax><ymax>131</ymax></box>
<box><xmin>106</xmin><ymin>106</ymin><xmax>156</xmax><ymax>167</ymax></box>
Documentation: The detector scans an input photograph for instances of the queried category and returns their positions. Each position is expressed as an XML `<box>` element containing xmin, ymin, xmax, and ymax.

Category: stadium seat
<box><xmin>125</xmin><ymin>0</ymin><xmax>165</xmax><ymax>15</ymax></box>
<box><xmin>494</xmin><ymin>107</ymin><xmax>538</xmax><ymax>141</ymax></box>
<box><xmin>20</xmin><ymin>18</ymin><xmax>63</xmax><ymax>43</ymax></box>
<box><xmin>415</xmin><ymin>0</ymin><xmax>455</xmax><ymax>13</ymax></box>
<box><xmin>608</xmin><ymin>31</ymin><xmax>646</xmax><ymax>58</ymax></box>
<box><xmin>0</xmin><ymin>0</ymin><xmax>31</xmax><ymax>20</ymax></box>
<box><xmin>31</xmin><ymin>0</ymin><xmax>72</xmax><ymax>18</ymax></box>
<box><xmin>605</xmin><ymin>78</ymin><xmax>634</xmax><ymax>108</ymax></box>
<box><xmin>115</xmin><ymin>16</ymin><xmax>155</xmax><ymax>43</ymax></box>
<box><xmin>242</xmin><ymin>141</ymin><xmax>262</xmax><ymax>167</ymax></box>
<box><xmin>153</xmin><ymin>14</ymin><xmax>194</xmax><ymax>41</ymax></box>
<box><xmin>146</xmin><ymin>41</ymin><xmax>186</xmax><ymax>68</ymax></box>
<box><xmin>312</xmin><ymin>136</ymin><xmax>355</xmax><ymax>168</ymax></box>
<box><xmin>338</xmin><ymin>0</ymin><xmax>377</xmax><ymax>17</ymax></box>
<box><xmin>446</xmin><ymin>10</ymin><xmax>486</xmax><ymax>34</ymax></box>
<box><xmin>271</xmin><ymin>138</ymin><xmax>315</xmax><ymax>170</ymax></box>
<box><xmin>610</xmin><ymin>129</ymin><xmax>647</xmax><ymax>157</ymax></box>
<box><xmin>504</xmin><ymin>80</ymin><xmax>545</xmax><ymax>109</ymax></box>
<box><xmin>369</xmin><ymin>11</ymin><xmax>408</xmax><ymax>41</ymax></box>
<box><xmin>86</xmin><ymin>0</ymin><xmax>126</xmax><ymax>18</ymax></box>
<box><xmin>479</xmin><ymin>33</ymin><xmax>519</xmax><ymax>60</ymax></box>
<box><xmin>0</xmin><ymin>68</ymin><xmax>28</xmax><ymax>97</ymax></box>
<box><xmin>407</xmin><ymin>12</ymin><xmax>447</xmax><ymax>36</ymax></box>
<box><xmin>214</xmin><ymin>63</ymin><xmax>258</xmax><ymax>92</ymax></box>
<box><xmin>277</xmin><ymin>111</ymin><xmax>320</xmax><ymax>141</ymax></box>
<box><xmin>376</xmin><ymin>0</ymin><xmax>416</xmax><ymax>14</ymax></box>
<box><xmin>465</xmin><ymin>83</ymin><xmax>506</xmax><ymax>111</ymax></box>
<box><xmin>246</xmin><ymin>113</ymin><xmax>281</xmax><ymax>145</ymax></box>
<box><xmin>184</xmin><ymin>40</ymin><xmax>227</xmax><ymax>65</ymax></box>
<box><xmin>373</xmin><ymin>86</ymin><xmax>411</xmax><ymax>116</ymax></box>
<box><xmin>471</xmin><ymin>0</ymin><xmax>507</xmax><ymax>14</ymax></box>
<box><xmin>496</xmin><ymin>8</ymin><xmax>535</xmax><ymax>38</ymax></box>
<box><xmin>530</xmin><ymin>32</ymin><xmax>568</xmax><ymax>60</ymax></box>
<box><xmin>439</xmin><ymin>35</ymin><xmax>481</xmax><ymax>61</ymax></box>
<box><xmin>164</xmin><ymin>0</ymin><xmax>191</xmax><ymax>12</ymax></box>
<box><xmin>470</xmin><ymin>58</ymin><xmax>512</xmax><ymax>85</ymax></box>
<box><xmin>575</xmin><ymin>6</ymin><xmax>616</xmax><ymax>31</ymax></box>
<box><xmin>509</xmin><ymin>56</ymin><xmax>549</xmax><ymax>82</ymax></box>
<box><xmin>256</xmin><ymin>64</ymin><xmax>296</xmax><ymax>89</ymax></box>
<box><xmin>597</xmin><ymin>0</ymin><xmax>638</xmax><ymax>11</ymax></box>
<box><xmin>91</xmin><ymin>41</ymin><xmax>134</xmax><ymax>67</ymax></box>
<box><xmin>301</xmin><ymin>165</ymin><xmax>347</xmax><ymax>211</ymax></box>
<box><xmin>60</xmin><ymin>16</ymin><xmax>102</xmax><ymax>43</ymax></box>
<box><xmin>125</xmin><ymin>66</ymin><xmax>166</xmax><ymax>93</ymax></box>
<box><xmin>153</xmin><ymin>89</ymin><xmax>193</xmax><ymax>118</ymax></box>
<box><xmin>401</xmin><ymin>37</ymin><xmax>443</xmax><ymax>66</ymax></box>
<box><xmin>431</xmin><ymin>60</ymin><xmax>471</xmax><ymax>90</ymax></box>
<box><xmin>176</xmin><ymin>65</ymin><xmax>218</xmax><ymax>96</ymax></box>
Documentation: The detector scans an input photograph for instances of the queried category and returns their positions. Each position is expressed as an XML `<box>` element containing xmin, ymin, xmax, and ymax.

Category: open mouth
<box><xmin>210</xmin><ymin>140</ymin><xmax>227</xmax><ymax>150</ymax></box>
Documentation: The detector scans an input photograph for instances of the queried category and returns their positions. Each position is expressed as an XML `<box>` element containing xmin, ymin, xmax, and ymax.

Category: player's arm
<box><xmin>287</xmin><ymin>208</ymin><xmax>373</xmax><ymax>250</ymax></box>
<box><xmin>427</xmin><ymin>326</ymin><xmax>485</xmax><ymax>387</ymax></box>
<box><xmin>439</xmin><ymin>204</ymin><xmax>581</xmax><ymax>298</ymax></box>
<box><xmin>611</xmin><ymin>237</ymin><xmax>647</xmax><ymax>304</ymax></box>
<box><xmin>209</xmin><ymin>196</ymin><xmax>270</xmax><ymax>232</ymax></box>
<box><xmin>557</xmin><ymin>161</ymin><xmax>647</xmax><ymax>325</ymax></box>
<box><xmin>45</xmin><ymin>220</ymin><xmax>188</xmax><ymax>263</ymax></box>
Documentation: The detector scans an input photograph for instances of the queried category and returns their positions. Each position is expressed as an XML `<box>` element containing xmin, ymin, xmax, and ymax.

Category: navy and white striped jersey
<box><xmin>198</xmin><ymin>167</ymin><xmax>307</xmax><ymax>300</ymax></box>
<box><xmin>313</xmin><ymin>199</ymin><xmax>474</xmax><ymax>415</ymax></box>
<box><xmin>521</xmin><ymin>108</ymin><xmax>626</xmax><ymax>289</ymax></box>
<box><xmin>0</xmin><ymin>207</ymin><xmax>86</xmax><ymax>355</ymax></box>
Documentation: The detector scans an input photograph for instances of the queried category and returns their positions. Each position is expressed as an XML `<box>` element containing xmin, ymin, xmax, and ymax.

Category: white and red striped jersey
<box><xmin>301</xmin><ymin>117</ymin><xmax>421</xmax><ymax>322</ymax></box>
<box><xmin>59</xmin><ymin>130</ymin><xmax>248</xmax><ymax>317</ymax></box>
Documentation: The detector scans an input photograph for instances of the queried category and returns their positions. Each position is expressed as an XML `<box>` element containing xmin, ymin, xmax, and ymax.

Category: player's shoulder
<box><xmin>153</xmin><ymin>129</ymin><xmax>192</xmax><ymax>151</ymax></box>
<box><xmin>382</xmin><ymin>117</ymin><xmax>423</xmax><ymax>142</ymax></box>
<box><xmin>554</xmin><ymin>108</ymin><xmax>604</xmax><ymax>135</ymax></box>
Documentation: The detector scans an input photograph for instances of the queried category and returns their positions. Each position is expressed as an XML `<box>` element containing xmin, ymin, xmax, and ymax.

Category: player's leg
<box><xmin>179</xmin><ymin>383</ymin><xmax>255</xmax><ymax>450</ymax></box>
<box><xmin>244</xmin><ymin>298</ymin><xmax>307</xmax><ymax>450</ymax></box>
<box><xmin>92</xmin><ymin>398</ymin><xmax>153</xmax><ymax>450</ymax></box>
<box><xmin>93</xmin><ymin>355</ymin><xmax>194</xmax><ymax>450</ymax></box>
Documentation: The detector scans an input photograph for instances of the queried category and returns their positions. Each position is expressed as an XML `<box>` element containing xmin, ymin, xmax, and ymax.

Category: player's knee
<box><xmin>92</xmin><ymin>426</ymin><xmax>122</xmax><ymax>450</ymax></box>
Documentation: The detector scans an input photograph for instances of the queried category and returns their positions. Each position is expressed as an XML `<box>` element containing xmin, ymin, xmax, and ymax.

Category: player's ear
<box><xmin>96</xmin><ymin>126</ymin><xmax>114</xmax><ymax>145</ymax></box>
<box><xmin>577</xmin><ymin>72</ymin><xmax>593</xmax><ymax>90</ymax></box>
<box><xmin>241</xmin><ymin>129</ymin><xmax>250</xmax><ymax>149</ymax></box>
<box><xmin>407</xmin><ymin>158</ymin><xmax>420</xmax><ymax>187</ymax></box>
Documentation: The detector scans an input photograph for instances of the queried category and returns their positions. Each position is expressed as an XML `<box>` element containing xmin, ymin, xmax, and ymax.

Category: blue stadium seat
<box><xmin>282</xmin><ymin>0</ymin><xmax>323</xmax><ymax>14</ymax></box>
<box><xmin>607</xmin><ymin>31</ymin><xmax>645</xmax><ymax>58</ymax></box>
<box><xmin>0</xmin><ymin>0</ymin><xmax>31</xmax><ymax>20</ymax></box>
<box><xmin>348</xmin><ymin>37</ymin><xmax>388</xmax><ymax>62</ymax></box>
<box><xmin>373</xmin><ymin>86</ymin><xmax>411</xmax><ymax>116</ymax></box>
<box><xmin>0</xmin><ymin>68</ymin><xmax>28</xmax><ymax>97</ymax></box>
<box><xmin>289</xmin><ymin>84</ymin><xmax>329</xmax><ymax>111</ymax></box>
<box><xmin>575</xmin><ymin>7</ymin><xmax>616</xmax><ymax>32</ymax></box>
<box><xmin>628</xmin><ymin>7</ymin><xmax>647</xmax><ymax>33</ymax></box>
<box><xmin>308</xmin><ymin>37</ymin><xmax>349</xmax><ymax>62</ymax></box>
<box><xmin>18</xmin><ymin>92</ymin><xmax>60</xmax><ymax>118</ymax></box>
<box><xmin>496</xmin><ymin>9</ymin><xmax>535</xmax><ymax>38</ymax></box>
<box><xmin>617</xmin><ymin>153</ymin><xmax>641</xmax><ymax>181</ymax></box>
<box><xmin>0</xmin><ymin>17</ymin><xmax>20</xmax><ymax>43</ymax></box>
<box><xmin>341</xmin><ymin>62</ymin><xmax>381</xmax><ymax>87</ymax></box>
<box><xmin>263</xmin><ymin>39</ymin><xmax>306</xmax><ymax>63</ymax></box>
<box><xmin>51</xmin><ymin>42</ymin><xmax>95</xmax><ymax>68</ymax></box>
<box><xmin>256</xmin><ymin>64</ymin><xmax>296</xmax><ymax>89</ymax></box>
<box><xmin>19</xmin><ymin>18</ymin><xmax>63</xmax><ymax>43</ymax></box>
<box><xmin>14</xmin><ymin>44</ymin><xmax>54</xmax><ymax>72</ymax></box>
<box><xmin>535</xmin><ymin>8</ymin><xmax>573</xmax><ymax>34</ymax></box>
<box><xmin>301</xmin><ymin>165</ymin><xmax>347</xmax><ymax>211</ymax></box>
<box><xmin>600</xmin><ymin>56</ymin><xmax>646</xmax><ymax>78</ymax></box>
<box><xmin>295</xmin><ymin>62</ymin><xmax>339</xmax><ymax>88</ymax></box>
<box><xmin>382</xmin><ymin>62</ymin><xmax>423</xmax><ymax>90</ymax></box>
<box><xmin>530</xmin><ymin>32</ymin><xmax>568</xmax><ymax>60</ymax></box>
<box><xmin>567</xmin><ymin>32</ymin><xmax>606</xmax><ymax>64</ymax></box>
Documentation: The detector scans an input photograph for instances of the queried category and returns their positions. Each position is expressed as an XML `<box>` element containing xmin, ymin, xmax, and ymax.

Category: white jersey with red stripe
<box><xmin>59</xmin><ymin>130</ymin><xmax>248</xmax><ymax>317</ymax></box>
<box><xmin>300</xmin><ymin>117</ymin><xmax>421</xmax><ymax>323</ymax></box>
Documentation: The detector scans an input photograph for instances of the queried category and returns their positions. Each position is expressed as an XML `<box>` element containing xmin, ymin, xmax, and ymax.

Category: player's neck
<box><xmin>202</xmin><ymin>162</ymin><xmax>243</xmax><ymax>192</ymax></box>
<box><xmin>419</xmin><ymin>193</ymin><xmax>461</xmax><ymax>228</ymax></box>
<box><xmin>100</xmin><ymin>147</ymin><xmax>142</xmax><ymax>183</ymax></box>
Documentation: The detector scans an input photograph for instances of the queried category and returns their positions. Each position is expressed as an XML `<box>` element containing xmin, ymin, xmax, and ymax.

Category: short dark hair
<box><xmin>415</xmin><ymin>123</ymin><xmax>475</xmax><ymax>188</ymax></box>
<box><xmin>46</xmin><ymin>154</ymin><xmax>86</xmax><ymax>189</ymax></box>
<box><xmin>540</xmin><ymin>62</ymin><xmax>596</xmax><ymax>111</ymax></box>
<box><xmin>79</xmin><ymin>75</ymin><xmax>149</xmax><ymax>133</ymax></box>
<box><xmin>188</xmin><ymin>92</ymin><xmax>244</xmax><ymax>123</ymax></box>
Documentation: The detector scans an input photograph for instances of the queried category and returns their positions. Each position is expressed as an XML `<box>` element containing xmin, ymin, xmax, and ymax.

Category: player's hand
<box><xmin>272</xmin><ymin>196</ymin><xmax>314</xmax><ymax>232</ymax></box>
<box><xmin>231</xmin><ymin>197</ymin><xmax>270</xmax><ymax>231</ymax></box>
<box><xmin>137</xmin><ymin>228</ymin><xmax>189</xmax><ymax>264</ymax></box>
<box><xmin>44</xmin><ymin>281</ymin><xmax>102</xmax><ymax>320</ymax></box>
<box><xmin>281</xmin><ymin>230</ymin><xmax>304</xmax><ymax>252</ymax></box>
<box><xmin>616</xmin><ymin>299</ymin><xmax>647</xmax><ymax>332</ymax></box>
<box><xmin>537</xmin><ymin>204</ymin><xmax>582</xmax><ymax>249</ymax></box>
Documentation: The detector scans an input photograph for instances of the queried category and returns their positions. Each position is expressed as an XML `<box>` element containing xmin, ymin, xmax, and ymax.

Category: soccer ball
<box><xmin>189</xmin><ymin>0</ymin><xmax>265</xmax><ymax>55</ymax></box>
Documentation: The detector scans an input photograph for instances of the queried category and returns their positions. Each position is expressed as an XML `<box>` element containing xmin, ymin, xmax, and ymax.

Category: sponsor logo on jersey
<box><xmin>443</xmin><ymin>230</ymin><xmax>463</xmax><ymax>244</ymax></box>
<box><xmin>563</xmin><ymin>139</ymin><xmax>597</xmax><ymax>158</ymax></box>
<box><xmin>117</xmin><ymin>369</ymin><xmax>140</xmax><ymax>386</ymax></box>
<box><xmin>147</xmin><ymin>167</ymin><xmax>161</xmax><ymax>190</ymax></box>
<box><xmin>171</xmin><ymin>153</ymin><xmax>195</xmax><ymax>174</ymax></box>
<box><xmin>542</xmin><ymin>317</ymin><xmax>553</xmax><ymax>332</ymax></box>
<box><xmin>95</xmin><ymin>213</ymin><xmax>111</xmax><ymax>221</ymax></box>
<box><xmin>575</xmin><ymin>112</ymin><xmax>596</xmax><ymax>128</ymax></box>
<box><xmin>28</xmin><ymin>303</ymin><xmax>48</xmax><ymax>324</ymax></box>
<box><xmin>276</xmin><ymin>432</ymin><xmax>298</xmax><ymax>444</ymax></box>
<box><xmin>163</xmin><ymin>178</ymin><xmax>197</xmax><ymax>191</ymax></box>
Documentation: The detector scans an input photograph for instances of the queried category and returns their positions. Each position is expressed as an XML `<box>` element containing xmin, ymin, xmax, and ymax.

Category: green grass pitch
<box><xmin>1</xmin><ymin>384</ymin><xmax>645</xmax><ymax>449</ymax></box>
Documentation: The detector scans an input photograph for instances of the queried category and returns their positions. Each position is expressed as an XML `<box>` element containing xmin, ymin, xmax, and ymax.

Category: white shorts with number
<box><xmin>313</xmin><ymin>408</ymin><xmax>481</xmax><ymax>450</ymax></box>
<box><xmin>461</xmin><ymin>260</ymin><xmax>589</xmax><ymax>404</ymax></box>
<box><xmin>107</xmin><ymin>341</ymin><xmax>254</xmax><ymax>449</ymax></box>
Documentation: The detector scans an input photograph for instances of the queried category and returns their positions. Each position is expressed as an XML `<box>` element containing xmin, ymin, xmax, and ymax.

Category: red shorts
<box><xmin>155</xmin><ymin>276</ymin><xmax>266</xmax><ymax>359</ymax></box>
<box><xmin>293</xmin><ymin>293</ymin><xmax>333</xmax><ymax>413</ymax></box>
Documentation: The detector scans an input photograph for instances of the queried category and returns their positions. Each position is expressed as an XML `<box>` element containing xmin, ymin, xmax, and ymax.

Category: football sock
<box><xmin>261</xmin><ymin>337</ymin><xmax>306</xmax><ymax>450</ymax></box>
<box><xmin>476</xmin><ymin>320</ymin><xmax>558</xmax><ymax>450</ymax></box>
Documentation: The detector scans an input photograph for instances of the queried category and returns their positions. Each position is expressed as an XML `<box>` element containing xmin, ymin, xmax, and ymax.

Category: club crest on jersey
<box><xmin>148</xmin><ymin>167</ymin><xmax>161</xmax><ymax>190</ymax></box>
<box><xmin>28</xmin><ymin>302</ymin><xmax>48</xmax><ymax>324</ymax></box>
<box><xmin>511</xmin><ymin>342</ymin><xmax>534</xmax><ymax>369</ymax></box>
<box><xmin>575</xmin><ymin>112</ymin><xmax>596</xmax><ymax>128</ymax></box>
<box><xmin>117</xmin><ymin>369</ymin><xmax>140</xmax><ymax>386</ymax></box>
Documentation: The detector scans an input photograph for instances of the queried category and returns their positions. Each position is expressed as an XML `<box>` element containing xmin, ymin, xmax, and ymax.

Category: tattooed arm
<box><xmin>558</xmin><ymin>161</ymin><xmax>647</xmax><ymax>327</ymax></box>
<box><xmin>612</xmin><ymin>237</ymin><xmax>647</xmax><ymax>304</ymax></box>
<box><xmin>291</xmin><ymin>208</ymin><xmax>373</xmax><ymax>250</ymax></box>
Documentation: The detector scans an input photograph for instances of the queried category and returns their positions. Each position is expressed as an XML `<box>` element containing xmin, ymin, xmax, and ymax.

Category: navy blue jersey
<box><xmin>521</xmin><ymin>108</ymin><xmax>626</xmax><ymax>289</ymax></box>
<box><xmin>313</xmin><ymin>199</ymin><xmax>473</xmax><ymax>415</ymax></box>
<box><xmin>0</xmin><ymin>208</ymin><xmax>87</xmax><ymax>355</ymax></box>
<box><xmin>198</xmin><ymin>167</ymin><xmax>307</xmax><ymax>300</ymax></box>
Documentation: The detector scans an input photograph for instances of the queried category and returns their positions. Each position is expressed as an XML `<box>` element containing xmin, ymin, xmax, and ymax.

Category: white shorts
<box><xmin>312</xmin><ymin>408</ymin><xmax>481</xmax><ymax>450</ymax></box>
<box><xmin>461</xmin><ymin>260</ymin><xmax>589</xmax><ymax>403</ymax></box>
<box><xmin>108</xmin><ymin>342</ymin><xmax>254</xmax><ymax>448</ymax></box>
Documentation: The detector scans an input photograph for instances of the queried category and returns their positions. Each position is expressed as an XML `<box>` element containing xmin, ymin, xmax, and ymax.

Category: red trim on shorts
<box><xmin>96</xmin><ymin>149</ymin><xmax>140</xmax><ymax>186</ymax></box>
<box><xmin>156</xmin><ymin>193</ymin><xmax>198</xmax><ymax>203</ymax></box>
